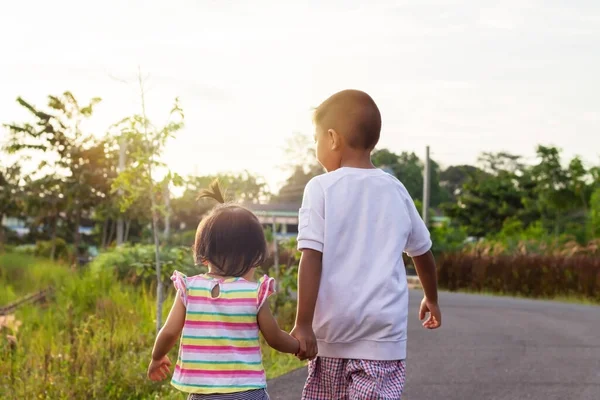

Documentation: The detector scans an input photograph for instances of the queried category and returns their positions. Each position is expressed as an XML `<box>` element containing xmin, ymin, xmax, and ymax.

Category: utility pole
<box><xmin>422</xmin><ymin>145</ymin><xmax>431</xmax><ymax>227</ymax></box>
<box><xmin>164</xmin><ymin>182</ymin><xmax>171</xmax><ymax>241</ymax></box>
<box><xmin>116</xmin><ymin>137</ymin><xmax>127</xmax><ymax>245</ymax></box>
<box><xmin>272</xmin><ymin>216</ymin><xmax>279</xmax><ymax>288</ymax></box>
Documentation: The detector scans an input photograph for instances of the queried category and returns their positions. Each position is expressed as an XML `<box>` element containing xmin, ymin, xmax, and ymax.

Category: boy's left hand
<box><xmin>148</xmin><ymin>355</ymin><xmax>172</xmax><ymax>381</ymax></box>
<box><xmin>291</xmin><ymin>324</ymin><xmax>318</xmax><ymax>361</ymax></box>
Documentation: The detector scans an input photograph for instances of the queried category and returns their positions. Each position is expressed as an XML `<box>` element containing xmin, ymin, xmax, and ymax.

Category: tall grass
<box><xmin>0</xmin><ymin>254</ymin><xmax>303</xmax><ymax>399</ymax></box>
<box><xmin>0</xmin><ymin>253</ymin><xmax>71</xmax><ymax>304</ymax></box>
<box><xmin>438</xmin><ymin>244</ymin><xmax>600</xmax><ymax>302</ymax></box>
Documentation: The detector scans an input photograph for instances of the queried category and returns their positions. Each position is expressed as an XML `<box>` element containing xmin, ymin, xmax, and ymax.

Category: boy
<box><xmin>290</xmin><ymin>89</ymin><xmax>441</xmax><ymax>399</ymax></box>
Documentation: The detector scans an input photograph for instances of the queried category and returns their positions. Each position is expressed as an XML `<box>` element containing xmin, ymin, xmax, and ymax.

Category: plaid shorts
<box><xmin>302</xmin><ymin>357</ymin><xmax>406</xmax><ymax>400</ymax></box>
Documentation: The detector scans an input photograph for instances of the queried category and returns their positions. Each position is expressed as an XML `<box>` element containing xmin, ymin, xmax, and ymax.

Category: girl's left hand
<box><xmin>147</xmin><ymin>355</ymin><xmax>172</xmax><ymax>381</ymax></box>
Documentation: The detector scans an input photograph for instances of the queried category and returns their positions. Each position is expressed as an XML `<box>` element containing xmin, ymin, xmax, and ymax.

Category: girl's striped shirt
<box><xmin>170</xmin><ymin>271</ymin><xmax>274</xmax><ymax>395</ymax></box>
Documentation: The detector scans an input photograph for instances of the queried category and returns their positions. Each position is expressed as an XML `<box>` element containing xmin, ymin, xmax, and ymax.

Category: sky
<box><xmin>1</xmin><ymin>0</ymin><xmax>599</xmax><ymax>192</ymax></box>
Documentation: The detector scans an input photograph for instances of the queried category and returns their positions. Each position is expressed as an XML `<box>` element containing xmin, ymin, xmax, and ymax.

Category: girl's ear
<box><xmin>328</xmin><ymin>129</ymin><xmax>341</xmax><ymax>150</ymax></box>
<box><xmin>197</xmin><ymin>258</ymin><xmax>208</xmax><ymax>266</ymax></box>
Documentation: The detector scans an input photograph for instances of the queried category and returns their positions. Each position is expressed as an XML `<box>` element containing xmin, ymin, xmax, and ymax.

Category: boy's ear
<box><xmin>328</xmin><ymin>129</ymin><xmax>341</xmax><ymax>150</ymax></box>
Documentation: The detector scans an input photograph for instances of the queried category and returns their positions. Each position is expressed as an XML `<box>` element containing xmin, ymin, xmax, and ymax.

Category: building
<box><xmin>1</xmin><ymin>216</ymin><xmax>30</xmax><ymax>237</ymax></box>
<box><xmin>245</xmin><ymin>203</ymin><xmax>300</xmax><ymax>240</ymax></box>
<box><xmin>246</xmin><ymin>202</ymin><xmax>450</xmax><ymax>240</ymax></box>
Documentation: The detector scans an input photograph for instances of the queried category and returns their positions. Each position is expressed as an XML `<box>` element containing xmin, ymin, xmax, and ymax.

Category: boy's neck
<box><xmin>339</xmin><ymin>150</ymin><xmax>375</xmax><ymax>169</ymax></box>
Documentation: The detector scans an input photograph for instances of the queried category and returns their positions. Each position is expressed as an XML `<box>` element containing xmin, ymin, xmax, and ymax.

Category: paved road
<box><xmin>268</xmin><ymin>290</ymin><xmax>600</xmax><ymax>400</ymax></box>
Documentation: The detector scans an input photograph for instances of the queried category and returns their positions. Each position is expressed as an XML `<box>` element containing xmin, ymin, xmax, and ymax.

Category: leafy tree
<box><xmin>22</xmin><ymin>175</ymin><xmax>68</xmax><ymax>259</ymax></box>
<box><xmin>274</xmin><ymin>133</ymin><xmax>323</xmax><ymax>205</ymax></box>
<box><xmin>0</xmin><ymin>163</ymin><xmax>22</xmax><ymax>250</ymax></box>
<box><xmin>372</xmin><ymin>149</ymin><xmax>450</xmax><ymax>206</ymax></box>
<box><xmin>439</xmin><ymin>165</ymin><xmax>484</xmax><ymax>199</ymax></box>
<box><xmin>587</xmin><ymin>187</ymin><xmax>600</xmax><ymax>239</ymax></box>
<box><xmin>444</xmin><ymin>171</ymin><xmax>525</xmax><ymax>237</ymax></box>
<box><xmin>111</xmin><ymin>74</ymin><xmax>184</xmax><ymax>332</ymax></box>
<box><xmin>529</xmin><ymin>146</ymin><xmax>589</xmax><ymax>237</ymax></box>
<box><xmin>275</xmin><ymin>164</ymin><xmax>323</xmax><ymax>205</ymax></box>
<box><xmin>477</xmin><ymin>151</ymin><xmax>525</xmax><ymax>175</ymax></box>
<box><xmin>4</xmin><ymin>92</ymin><xmax>102</xmax><ymax>263</ymax></box>
<box><xmin>172</xmin><ymin>172</ymin><xmax>268</xmax><ymax>232</ymax></box>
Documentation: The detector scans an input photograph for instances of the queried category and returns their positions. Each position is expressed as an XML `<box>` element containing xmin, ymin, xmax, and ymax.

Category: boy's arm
<box><xmin>412</xmin><ymin>250</ymin><xmax>438</xmax><ymax>303</ymax></box>
<box><xmin>292</xmin><ymin>178</ymin><xmax>325</xmax><ymax>360</ymax></box>
<box><xmin>412</xmin><ymin>250</ymin><xmax>441</xmax><ymax>329</ymax></box>
<box><xmin>291</xmin><ymin>249</ymin><xmax>322</xmax><ymax>360</ymax></box>
<box><xmin>401</xmin><ymin>186</ymin><xmax>441</xmax><ymax>329</ymax></box>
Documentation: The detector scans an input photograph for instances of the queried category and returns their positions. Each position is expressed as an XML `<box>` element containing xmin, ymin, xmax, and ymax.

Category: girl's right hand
<box><xmin>147</xmin><ymin>355</ymin><xmax>172</xmax><ymax>381</ymax></box>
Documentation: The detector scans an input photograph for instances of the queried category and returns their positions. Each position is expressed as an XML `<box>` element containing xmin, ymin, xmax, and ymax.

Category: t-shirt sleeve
<box><xmin>171</xmin><ymin>270</ymin><xmax>188</xmax><ymax>306</ymax></box>
<box><xmin>403</xmin><ymin>194</ymin><xmax>432</xmax><ymax>257</ymax></box>
<box><xmin>257</xmin><ymin>275</ymin><xmax>276</xmax><ymax>310</ymax></box>
<box><xmin>297</xmin><ymin>178</ymin><xmax>325</xmax><ymax>252</ymax></box>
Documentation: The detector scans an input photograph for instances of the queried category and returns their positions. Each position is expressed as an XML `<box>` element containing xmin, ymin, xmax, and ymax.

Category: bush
<box><xmin>88</xmin><ymin>244</ymin><xmax>199</xmax><ymax>287</ymax></box>
<box><xmin>431</xmin><ymin>222</ymin><xmax>468</xmax><ymax>255</ymax></box>
<box><xmin>166</xmin><ymin>229</ymin><xmax>196</xmax><ymax>247</ymax></box>
<box><xmin>34</xmin><ymin>238</ymin><xmax>71</xmax><ymax>261</ymax></box>
<box><xmin>438</xmin><ymin>247</ymin><xmax>600</xmax><ymax>302</ymax></box>
<box><xmin>12</xmin><ymin>244</ymin><xmax>35</xmax><ymax>255</ymax></box>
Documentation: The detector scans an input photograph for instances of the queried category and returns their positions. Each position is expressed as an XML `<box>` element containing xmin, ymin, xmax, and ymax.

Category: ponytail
<box><xmin>197</xmin><ymin>179</ymin><xmax>226</xmax><ymax>204</ymax></box>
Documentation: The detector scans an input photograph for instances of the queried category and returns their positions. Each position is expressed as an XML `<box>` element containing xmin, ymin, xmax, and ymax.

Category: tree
<box><xmin>529</xmin><ymin>146</ymin><xmax>587</xmax><ymax>237</ymax></box>
<box><xmin>439</xmin><ymin>165</ymin><xmax>484</xmax><ymax>199</ymax></box>
<box><xmin>170</xmin><ymin>172</ymin><xmax>268</xmax><ymax>233</ymax></box>
<box><xmin>274</xmin><ymin>133</ymin><xmax>323</xmax><ymax>205</ymax></box>
<box><xmin>444</xmin><ymin>171</ymin><xmax>525</xmax><ymax>238</ymax></box>
<box><xmin>372</xmin><ymin>149</ymin><xmax>450</xmax><ymax>207</ymax></box>
<box><xmin>112</xmin><ymin>73</ymin><xmax>184</xmax><ymax>332</ymax></box>
<box><xmin>4</xmin><ymin>92</ymin><xmax>102</xmax><ymax>263</ymax></box>
<box><xmin>0</xmin><ymin>163</ymin><xmax>22</xmax><ymax>250</ymax></box>
<box><xmin>275</xmin><ymin>165</ymin><xmax>323</xmax><ymax>205</ymax></box>
<box><xmin>477</xmin><ymin>151</ymin><xmax>525</xmax><ymax>175</ymax></box>
<box><xmin>373</xmin><ymin>149</ymin><xmax>423</xmax><ymax>198</ymax></box>
<box><xmin>587</xmin><ymin>187</ymin><xmax>600</xmax><ymax>239</ymax></box>
<box><xmin>22</xmin><ymin>175</ymin><xmax>68</xmax><ymax>259</ymax></box>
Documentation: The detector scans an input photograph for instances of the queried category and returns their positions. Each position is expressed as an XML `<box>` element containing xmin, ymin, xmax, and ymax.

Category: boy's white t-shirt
<box><xmin>297</xmin><ymin>167</ymin><xmax>432</xmax><ymax>361</ymax></box>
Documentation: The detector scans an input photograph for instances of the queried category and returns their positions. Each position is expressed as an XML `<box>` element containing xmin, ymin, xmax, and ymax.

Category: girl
<box><xmin>148</xmin><ymin>182</ymin><xmax>299</xmax><ymax>399</ymax></box>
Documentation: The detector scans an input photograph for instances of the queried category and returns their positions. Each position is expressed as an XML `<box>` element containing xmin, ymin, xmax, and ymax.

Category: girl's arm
<box><xmin>152</xmin><ymin>292</ymin><xmax>186</xmax><ymax>359</ymax></box>
<box><xmin>148</xmin><ymin>291</ymin><xmax>186</xmax><ymax>380</ymax></box>
<box><xmin>257</xmin><ymin>302</ymin><xmax>299</xmax><ymax>354</ymax></box>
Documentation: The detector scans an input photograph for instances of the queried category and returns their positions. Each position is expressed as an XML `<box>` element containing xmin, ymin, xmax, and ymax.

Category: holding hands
<box><xmin>291</xmin><ymin>324</ymin><xmax>318</xmax><ymax>361</ymax></box>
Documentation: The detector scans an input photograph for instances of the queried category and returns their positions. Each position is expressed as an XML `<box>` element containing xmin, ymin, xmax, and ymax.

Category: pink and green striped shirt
<box><xmin>170</xmin><ymin>271</ymin><xmax>274</xmax><ymax>395</ymax></box>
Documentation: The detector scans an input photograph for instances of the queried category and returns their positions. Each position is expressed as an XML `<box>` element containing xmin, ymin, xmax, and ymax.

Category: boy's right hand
<box><xmin>290</xmin><ymin>324</ymin><xmax>318</xmax><ymax>361</ymax></box>
<box><xmin>419</xmin><ymin>297</ymin><xmax>442</xmax><ymax>329</ymax></box>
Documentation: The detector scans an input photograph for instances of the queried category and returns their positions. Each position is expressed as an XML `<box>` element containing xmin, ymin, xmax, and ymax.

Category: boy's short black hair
<box><xmin>313</xmin><ymin>89</ymin><xmax>382</xmax><ymax>150</ymax></box>
<box><xmin>194</xmin><ymin>182</ymin><xmax>267</xmax><ymax>277</ymax></box>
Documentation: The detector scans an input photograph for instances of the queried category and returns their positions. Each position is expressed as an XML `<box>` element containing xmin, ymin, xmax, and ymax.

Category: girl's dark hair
<box><xmin>194</xmin><ymin>180</ymin><xmax>267</xmax><ymax>277</ymax></box>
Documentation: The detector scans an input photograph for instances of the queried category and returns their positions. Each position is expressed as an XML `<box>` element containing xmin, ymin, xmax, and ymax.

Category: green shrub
<box><xmin>166</xmin><ymin>230</ymin><xmax>196</xmax><ymax>247</ymax></box>
<box><xmin>89</xmin><ymin>244</ymin><xmax>199</xmax><ymax>287</ymax></box>
<box><xmin>431</xmin><ymin>222</ymin><xmax>468</xmax><ymax>255</ymax></box>
<box><xmin>13</xmin><ymin>244</ymin><xmax>35</xmax><ymax>255</ymax></box>
<box><xmin>34</xmin><ymin>238</ymin><xmax>71</xmax><ymax>261</ymax></box>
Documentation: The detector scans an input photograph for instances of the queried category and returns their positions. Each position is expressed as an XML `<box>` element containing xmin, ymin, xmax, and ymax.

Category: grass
<box><xmin>0</xmin><ymin>253</ymin><xmax>303</xmax><ymax>399</ymax></box>
<box><xmin>0</xmin><ymin>252</ymin><xmax>71</xmax><ymax>304</ymax></box>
